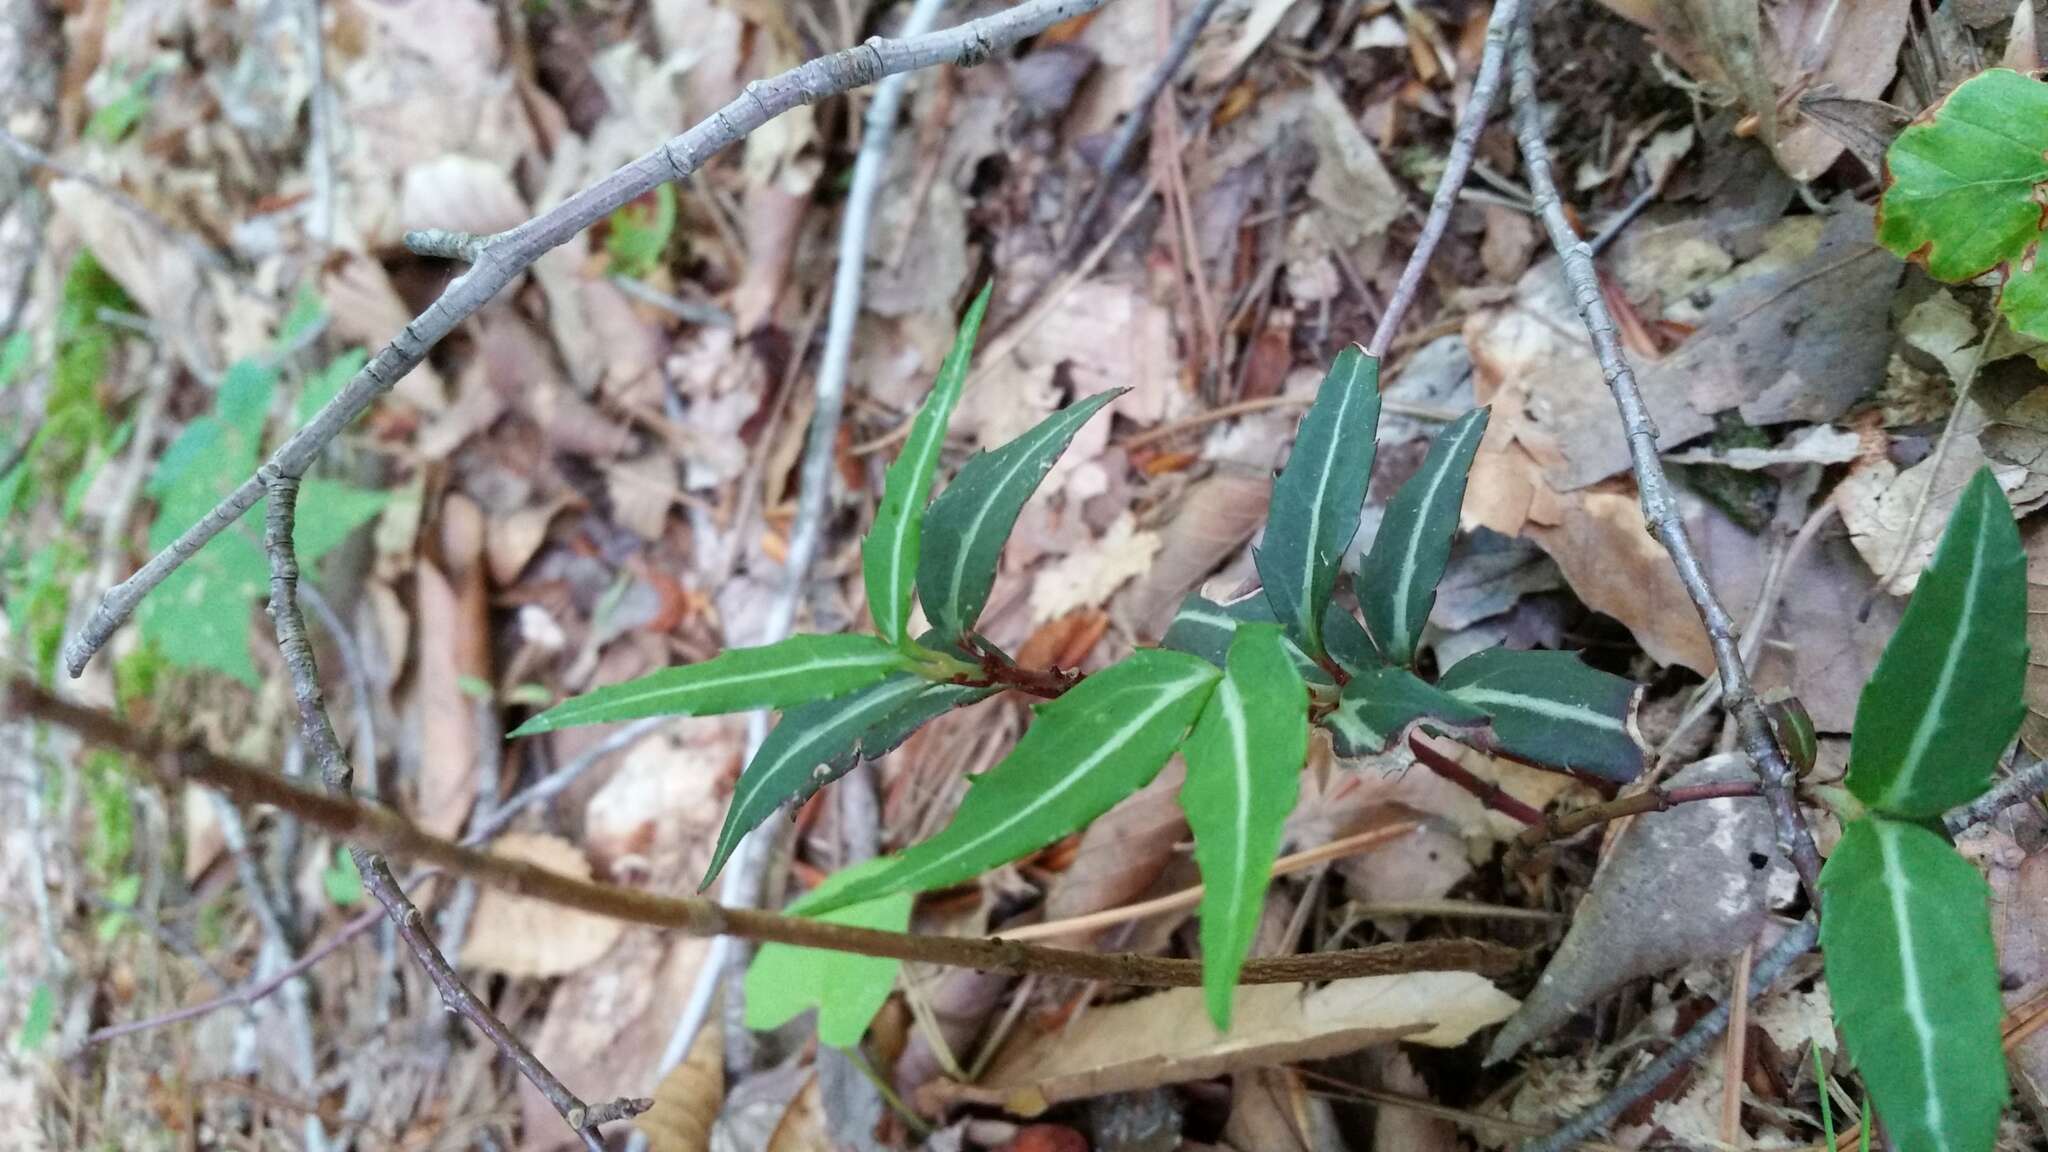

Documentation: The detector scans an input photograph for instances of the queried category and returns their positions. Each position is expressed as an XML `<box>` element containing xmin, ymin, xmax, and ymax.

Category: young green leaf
<box><xmin>1322</xmin><ymin>665</ymin><xmax>1487</xmax><ymax>758</ymax></box>
<box><xmin>1255</xmin><ymin>347</ymin><xmax>1381</xmax><ymax>658</ymax></box>
<box><xmin>512</xmin><ymin>633</ymin><xmax>913</xmax><ymax>735</ymax></box>
<box><xmin>1323</xmin><ymin>601</ymin><xmax>1380</xmax><ymax>676</ymax></box>
<box><xmin>1161</xmin><ymin>593</ymin><xmax>1333</xmax><ymax>686</ymax></box>
<box><xmin>811</xmin><ymin>648</ymin><xmax>1221</xmax><ymax>912</ymax></box>
<box><xmin>1877</xmin><ymin>69</ymin><xmax>2048</xmax><ymax>339</ymax></box>
<box><xmin>1847</xmin><ymin>467</ymin><xmax>2025</xmax><ymax>819</ymax></box>
<box><xmin>1437</xmin><ymin>648</ymin><xmax>1643</xmax><ymax>781</ymax></box>
<box><xmin>1358</xmin><ymin>408</ymin><xmax>1490</xmax><ymax>665</ymax></box>
<box><xmin>919</xmin><ymin>388</ymin><xmax>1124</xmax><ymax>643</ymax></box>
<box><xmin>1820</xmin><ymin>818</ymin><xmax>2006</xmax><ymax>1152</ymax></box>
<box><xmin>1179</xmin><ymin>624</ymin><xmax>1308</xmax><ymax>1029</ymax></box>
<box><xmin>863</xmin><ymin>282</ymin><xmax>993</xmax><ymax>647</ymax></box>
<box><xmin>745</xmin><ymin>860</ymin><xmax>914</xmax><ymax>1047</ymax></box>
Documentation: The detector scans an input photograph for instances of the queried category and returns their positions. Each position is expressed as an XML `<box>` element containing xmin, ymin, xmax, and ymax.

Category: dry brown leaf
<box><xmin>732</xmin><ymin>183</ymin><xmax>808</xmax><ymax>333</ymax></box>
<box><xmin>1040</xmin><ymin>762</ymin><xmax>1190</xmax><ymax>943</ymax></box>
<box><xmin>1838</xmin><ymin>396</ymin><xmax>2028</xmax><ymax>594</ymax></box>
<box><xmin>2020</xmin><ymin>520</ymin><xmax>2048</xmax><ymax>759</ymax></box>
<box><xmin>764</xmin><ymin>1074</ymin><xmax>831</xmax><ymax>1152</ymax></box>
<box><xmin>412</xmin><ymin>494</ymin><xmax>490</xmax><ymax>838</ymax></box>
<box><xmin>399</xmin><ymin>154</ymin><xmax>527</xmax><ymax>238</ymax></box>
<box><xmin>932</xmin><ymin>974</ymin><xmax>1517</xmax><ymax>1115</ymax></box>
<box><xmin>1116</xmin><ymin>469</ymin><xmax>1273</xmax><ymax>638</ymax></box>
<box><xmin>1224</xmin><ymin>1068</ymin><xmax>1342</xmax><ymax>1152</ymax></box>
<box><xmin>606</xmin><ymin>453</ymin><xmax>685</xmax><ymax>541</ymax></box>
<box><xmin>1030</xmin><ymin>512</ymin><xmax>1162</xmax><ymax>623</ymax></box>
<box><xmin>1369</xmin><ymin>1049</ymin><xmax>1461</xmax><ymax>1152</ymax></box>
<box><xmin>320</xmin><ymin>251</ymin><xmax>448</xmax><ymax>410</ymax></box>
<box><xmin>462</xmin><ymin>834</ymin><xmax>626</xmax><ymax>978</ymax></box>
<box><xmin>48</xmin><ymin>179</ymin><xmax>227</xmax><ymax>378</ymax></box>
<box><xmin>636</xmin><ymin>1007</ymin><xmax>723</xmax><ymax>1152</ymax></box>
<box><xmin>1480</xmin><ymin>204</ymin><xmax>1538</xmax><ymax>284</ymax></box>
<box><xmin>1963</xmin><ymin>811</ymin><xmax>2048</xmax><ymax>1119</ymax></box>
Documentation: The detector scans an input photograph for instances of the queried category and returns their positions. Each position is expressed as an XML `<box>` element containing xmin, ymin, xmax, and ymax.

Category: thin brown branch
<box><xmin>1506</xmin><ymin>26</ymin><xmax>1824</xmax><ymax>905</ymax></box>
<box><xmin>1513</xmin><ymin>780</ymin><xmax>1762</xmax><ymax>849</ymax></box>
<box><xmin>1366</xmin><ymin>0</ymin><xmax>1526</xmax><ymax>356</ymax></box>
<box><xmin>61</xmin><ymin>0</ymin><xmax>1119</xmax><ymax>678</ymax></box>
<box><xmin>5</xmin><ymin>676</ymin><xmax>1525</xmax><ymax>989</ymax></box>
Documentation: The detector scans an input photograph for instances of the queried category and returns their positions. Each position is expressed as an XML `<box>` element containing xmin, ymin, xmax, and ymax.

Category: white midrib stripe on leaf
<box><xmin>940</xmin><ymin>418</ymin><xmax>1064</xmax><ymax>631</ymax></box>
<box><xmin>1216</xmin><ymin>677</ymin><xmax>1253</xmax><ymax>957</ymax></box>
<box><xmin>1294</xmin><ymin>373</ymin><xmax>1361</xmax><ymax>640</ymax></box>
<box><xmin>1387</xmin><ymin>416</ymin><xmax>1480</xmax><ymax>654</ymax></box>
<box><xmin>730</xmin><ymin>678</ymin><xmax>927</xmax><ymax>822</ymax></box>
<box><xmin>1450</xmin><ymin>686</ymin><xmax>1623</xmax><ymax>732</ymax></box>
<box><xmin>1877</xmin><ymin>821</ymin><xmax>1949</xmax><ymax>1151</ymax></box>
<box><xmin>887</xmin><ymin>670</ymin><xmax>1214</xmax><ymax>893</ymax></box>
<box><xmin>877</xmin><ymin>434</ymin><xmax>942</xmax><ymax>639</ymax></box>
<box><xmin>1888</xmin><ymin>505</ymin><xmax>1989</xmax><ymax>807</ymax></box>
<box><xmin>571</xmin><ymin>650</ymin><xmax>900</xmax><ymax>717</ymax></box>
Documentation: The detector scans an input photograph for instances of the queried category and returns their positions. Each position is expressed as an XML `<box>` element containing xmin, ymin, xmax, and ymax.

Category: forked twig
<box><xmin>60</xmin><ymin>0</ymin><xmax>1118</xmax><ymax>679</ymax></box>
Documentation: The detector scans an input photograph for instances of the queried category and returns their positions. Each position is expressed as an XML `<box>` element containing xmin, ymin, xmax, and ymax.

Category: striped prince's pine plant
<box><xmin>1820</xmin><ymin>467</ymin><xmax>2024</xmax><ymax>1152</ymax></box>
<box><xmin>513</xmin><ymin>280</ymin><xmax>1650</xmax><ymax>1041</ymax></box>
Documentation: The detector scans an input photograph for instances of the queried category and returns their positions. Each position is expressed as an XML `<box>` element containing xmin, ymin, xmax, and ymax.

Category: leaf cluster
<box><xmin>518</xmin><ymin>282</ymin><xmax>1646</xmax><ymax>1033</ymax></box>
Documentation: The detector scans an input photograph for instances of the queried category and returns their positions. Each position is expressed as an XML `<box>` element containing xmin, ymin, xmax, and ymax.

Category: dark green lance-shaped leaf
<box><xmin>702</xmin><ymin>674</ymin><xmax>935</xmax><ymax>887</ymax></box>
<box><xmin>863</xmin><ymin>282</ymin><xmax>992</xmax><ymax>647</ymax></box>
<box><xmin>1848</xmin><ymin>467</ymin><xmax>2025</xmax><ymax>820</ymax></box>
<box><xmin>745</xmin><ymin>859</ymin><xmax>913</xmax><ymax>1047</ymax></box>
<box><xmin>810</xmin><ymin>648</ymin><xmax>1221</xmax><ymax>913</ymax></box>
<box><xmin>919</xmin><ymin>389</ymin><xmax>1124</xmax><ymax>642</ymax></box>
<box><xmin>1178</xmin><ymin>624</ymin><xmax>1308</xmax><ymax>1029</ymax></box>
<box><xmin>1322</xmin><ymin>665</ymin><xmax>1487</xmax><ymax>758</ymax></box>
<box><xmin>1877</xmin><ymin>68</ymin><xmax>2048</xmax><ymax>339</ymax></box>
<box><xmin>1255</xmin><ymin>347</ymin><xmax>1380</xmax><ymax>658</ymax></box>
<box><xmin>1437</xmin><ymin>648</ymin><xmax>1643</xmax><ymax>781</ymax></box>
<box><xmin>512</xmin><ymin>634</ymin><xmax>912</xmax><ymax>735</ymax></box>
<box><xmin>1161</xmin><ymin>593</ymin><xmax>1333</xmax><ymax>687</ymax></box>
<box><xmin>1358</xmin><ymin>408</ymin><xmax>1490</xmax><ymax>665</ymax></box>
<box><xmin>1323</xmin><ymin>601</ymin><xmax>1380</xmax><ymax>676</ymax></box>
<box><xmin>1820</xmin><ymin>818</ymin><xmax>2006</xmax><ymax>1152</ymax></box>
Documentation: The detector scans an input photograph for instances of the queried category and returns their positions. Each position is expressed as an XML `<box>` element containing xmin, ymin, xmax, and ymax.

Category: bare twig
<box><xmin>1057</xmin><ymin>0</ymin><xmax>1228</xmax><ymax>266</ymax></box>
<box><xmin>297</xmin><ymin>0</ymin><xmax>333</xmax><ymax>250</ymax></box>
<box><xmin>1366</xmin><ymin>0</ymin><xmax>1525</xmax><ymax>356</ymax></box>
<box><xmin>1945</xmin><ymin>755</ymin><xmax>2048</xmax><ymax>835</ymax></box>
<box><xmin>258</xmin><ymin>477</ymin><xmax>637</xmax><ymax>1150</ymax></box>
<box><xmin>62</xmin><ymin>0</ymin><xmax>1119</xmax><ymax>678</ymax></box>
<box><xmin>1507</xmin><ymin>25</ymin><xmax>1824</xmax><ymax>904</ymax></box>
<box><xmin>1518</xmin><ymin>917</ymin><xmax>1820</xmax><ymax>1152</ymax></box>
<box><xmin>4</xmin><ymin>675</ymin><xmax>1524</xmax><ymax>989</ymax></box>
<box><xmin>80</xmin><ymin>907</ymin><xmax>384</xmax><ymax>1049</ymax></box>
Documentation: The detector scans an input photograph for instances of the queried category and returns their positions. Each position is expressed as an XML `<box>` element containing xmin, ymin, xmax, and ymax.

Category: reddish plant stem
<box><xmin>1408</xmin><ymin>734</ymin><xmax>1545</xmax><ymax>826</ymax></box>
<box><xmin>1514</xmin><ymin>781</ymin><xmax>1763</xmax><ymax>849</ymax></box>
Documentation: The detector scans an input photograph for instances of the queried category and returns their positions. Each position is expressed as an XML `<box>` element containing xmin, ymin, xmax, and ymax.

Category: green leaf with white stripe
<box><xmin>1323</xmin><ymin>601</ymin><xmax>1380</xmax><ymax>676</ymax></box>
<box><xmin>512</xmin><ymin>633</ymin><xmax>913</xmax><ymax>735</ymax></box>
<box><xmin>863</xmin><ymin>281</ymin><xmax>992</xmax><ymax>648</ymax></box>
<box><xmin>1820</xmin><ymin>817</ymin><xmax>2005</xmax><ymax>1152</ymax></box>
<box><xmin>1322</xmin><ymin>665</ymin><xmax>1487</xmax><ymax>758</ymax></box>
<box><xmin>809</xmin><ymin>648</ymin><xmax>1221</xmax><ymax>913</ymax></box>
<box><xmin>919</xmin><ymin>388</ymin><xmax>1124</xmax><ymax>642</ymax></box>
<box><xmin>1848</xmin><ymin>467</ymin><xmax>2026</xmax><ymax>820</ymax></box>
<box><xmin>1358</xmin><ymin>408</ymin><xmax>1489</xmax><ymax>665</ymax></box>
<box><xmin>702</xmin><ymin>674</ymin><xmax>936</xmax><ymax>888</ymax></box>
<box><xmin>1255</xmin><ymin>347</ymin><xmax>1381</xmax><ymax>658</ymax></box>
<box><xmin>1161</xmin><ymin>593</ymin><xmax>1333</xmax><ymax>687</ymax></box>
<box><xmin>1437</xmin><ymin>648</ymin><xmax>1644</xmax><ymax>781</ymax></box>
<box><xmin>1179</xmin><ymin>624</ymin><xmax>1308</xmax><ymax>1029</ymax></box>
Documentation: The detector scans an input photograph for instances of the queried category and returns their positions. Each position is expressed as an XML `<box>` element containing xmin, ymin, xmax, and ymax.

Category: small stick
<box><xmin>1366</xmin><ymin>0</ymin><xmax>1527</xmax><ymax>357</ymax></box>
<box><xmin>1408</xmin><ymin>734</ymin><xmax>1546</xmax><ymax>826</ymax></box>
<box><xmin>1723</xmin><ymin>945</ymin><xmax>1753</xmax><ymax>1146</ymax></box>
<box><xmin>1944</xmin><ymin>755</ymin><xmax>2048</xmax><ymax>835</ymax></box>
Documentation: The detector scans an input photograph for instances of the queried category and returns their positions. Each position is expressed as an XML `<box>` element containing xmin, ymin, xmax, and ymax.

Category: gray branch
<box><xmin>61</xmin><ymin>0</ymin><xmax>1115</xmax><ymax>678</ymax></box>
<box><xmin>1506</xmin><ymin>24</ymin><xmax>1824</xmax><ymax>900</ymax></box>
